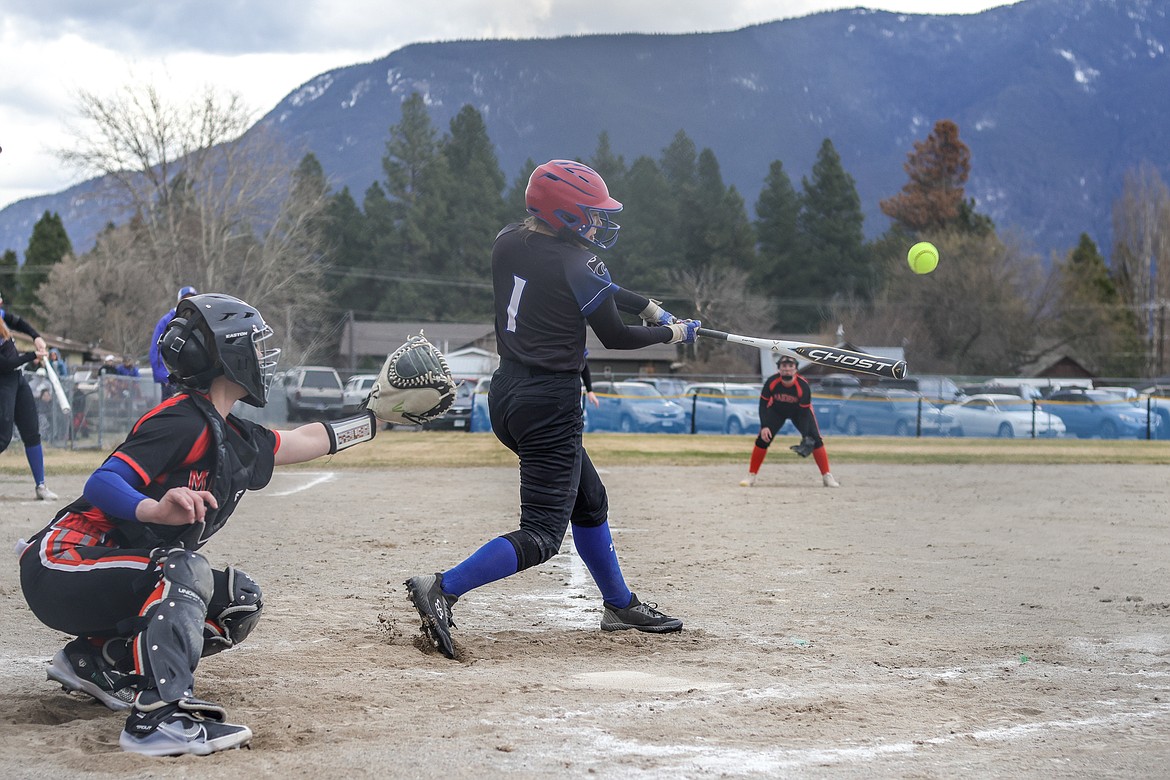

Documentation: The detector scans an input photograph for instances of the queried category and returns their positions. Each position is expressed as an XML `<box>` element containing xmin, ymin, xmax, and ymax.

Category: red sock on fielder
<box><xmin>813</xmin><ymin>446</ymin><xmax>830</xmax><ymax>475</ymax></box>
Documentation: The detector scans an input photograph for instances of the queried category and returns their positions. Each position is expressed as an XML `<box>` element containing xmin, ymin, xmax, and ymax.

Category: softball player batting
<box><xmin>18</xmin><ymin>293</ymin><xmax>381</xmax><ymax>757</ymax></box>
<box><xmin>405</xmin><ymin>159</ymin><xmax>700</xmax><ymax>659</ymax></box>
<box><xmin>740</xmin><ymin>354</ymin><xmax>840</xmax><ymax>488</ymax></box>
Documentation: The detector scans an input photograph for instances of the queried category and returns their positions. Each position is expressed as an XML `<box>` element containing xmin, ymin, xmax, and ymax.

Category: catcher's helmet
<box><xmin>525</xmin><ymin>160</ymin><xmax>622</xmax><ymax>250</ymax></box>
<box><xmin>777</xmin><ymin>355</ymin><xmax>798</xmax><ymax>367</ymax></box>
<box><xmin>159</xmin><ymin>293</ymin><xmax>280</xmax><ymax>407</ymax></box>
<box><xmin>177</xmin><ymin>285</ymin><xmax>199</xmax><ymax>303</ymax></box>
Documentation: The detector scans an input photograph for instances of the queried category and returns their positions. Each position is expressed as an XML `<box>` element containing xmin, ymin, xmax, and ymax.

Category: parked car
<box><xmin>625</xmin><ymin>377</ymin><xmax>688</xmax><ymax>400</ymax></box>
<box><xmin>942</xmin><ymin>393</ymin><xmax>1066</xmax><ymax>438</ymax></box>
<box><xmin>469</xmin><ymin>376</ymin><xmax>492</xmax><ymax>432</ymax></box>
<box><xmin>681</xmin><ymin>382</ymin><xmax>760</xmax><ymax>434</ymax></box>
<box><xmin>586</xmin><ymin>380</ymin><xmax>687</xmax><ymax>433</ymax></box>
<box><xmin>1137</xmin><ymin>385</ymin><xmax>1170</xmax><ymax>440</ymax></box>
<box><xmin>958</xmin><ymin>382</ymin><xmax>1042</xmax><ymax>401</ymax></box>
<box><xmin>1044</xmin><ymin>388</ymin><xmax>1159</xmax><ymax>439</ymax></box>
<box><xmin>809</xmin><ymin>373</ymin><xmax>863</xmax><ymax>398</ymax></box>
<box><xmin>833</xmin><ymin>388</ymin><xmax>955</xmax><ymax>436</ymax></box>
<box><xmin>278</xmin><ymin>366</ymin><xmax>345</xmax><ymax>421</ymax></box>
<box><xmin>884</xmin><ymin>374</ymin><xmax>966</xmax><ymax>404</ymax></box>
<box><xmin>422</xmin><ymin>379</ymin><xmax>476</xmax><ymax>431</ymax></box>
<box><xmin>342</xmin><ymin>373</ymin><xmax>378</xmax><ymax>415</ymax></box>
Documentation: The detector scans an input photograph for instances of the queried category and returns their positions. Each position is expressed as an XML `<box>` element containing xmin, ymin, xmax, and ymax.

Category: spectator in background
<box><xmin>48</xmin><ymin>349</ymin><xmax>67</xmax><ymax>379</ymax></box>
<box><xmin>116</xmin><ymin>355</ymin><xmax>140</xmax><ymax>377</ymax></box>
<box><xmin>99</xmin><ymin>355</ymin><xmax>119</xmax><ymax>376</ymax></box>
<box><xmin>150</xmin><ymin>286</ymin><xmax>198</xmax><ymax>400</ymax></box>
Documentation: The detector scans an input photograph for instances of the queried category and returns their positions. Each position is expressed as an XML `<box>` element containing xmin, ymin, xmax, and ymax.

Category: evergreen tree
<box><xmin>504</xmin><ymin>158</ymin><xmax>537</xmax><ymax>222</ymax></box>
<box><xmin>754</xmin><ymin>160</ymin><xmax>802</xmax><ymax>328</ymax></box>
<box><xmin>323</xmin><ymin>186</ymin><xmax>378</xmax><ymax>317</ymax></box>
<box><xmin>22</xmin><ymin>211</ymin><xmax>73</xmax><ymax>309</ymax></box>
<box><xmin>588</xmin><ymin>132</ymin><xmax>627</xmax><ymax>188</ymax></box>
<box><xmin>615</xmin><ymin>156</ymin><xmax>678</xmax><ymax>296</ymax></box>
<box><xmin>0</xmin><ymin>249</ymin><xmax>18</xmax><ymax>301</ymax></box>
<box><xmin>690</xmin><ymin>149</ymin><xmax>755</xmax><ymax>273</ymax></box>
<box><xmin>1054</xmin><ymin>234</ymin><xmax>1143</xmax><ymax>376</ymax></box>
<box><xmin>378</xmin><ymin>92</ymin><xmax>449</xmax><ymax>319</ymax></box>
<box><xmin>434</xmin><ymin>104</ymin><xmax>506</xmax><ymax>319</ymax></box>
<box><xmin>792</xmin><ymin>139</ymin><xmax>867</xmax><ymax>331</ymax></box>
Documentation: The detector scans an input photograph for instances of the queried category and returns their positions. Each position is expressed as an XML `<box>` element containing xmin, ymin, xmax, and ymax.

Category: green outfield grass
<box><xmin>8</xmin><ymin>430</ymin><xmax>1166</xmax><ymax>476</ymax></box>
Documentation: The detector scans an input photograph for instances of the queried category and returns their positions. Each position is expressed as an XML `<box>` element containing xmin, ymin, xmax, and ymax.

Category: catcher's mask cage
<box><xmin>159</xmin><ymin>293</ymin><xmax>280</xmax><ymax>407</ymax></box>
<box><xmin>525</xmin><ymin>160</ymin><xmax>622</xmax><ymax>250</ymax></box>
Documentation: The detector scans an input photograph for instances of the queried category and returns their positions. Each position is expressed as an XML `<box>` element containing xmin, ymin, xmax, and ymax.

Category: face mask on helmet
<box><xmin>525</xmin><ymin>160</ymin><xmax>622</xmax><ymax>250</ymax></box>
<box><xmin>159</xmin><ymin>293</ymin><xmax>281</xmax><ymax>407</ymax></box>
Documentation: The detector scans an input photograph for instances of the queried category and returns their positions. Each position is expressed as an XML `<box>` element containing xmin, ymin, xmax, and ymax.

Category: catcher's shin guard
<box><xmin>135</xmin><ymin>549</ymin><xmax>214</xmax><ymax>702</ymax></box>
<box><xmin>202</xmin><ymin>566</ymin><xmax>264</xmax><ymax>657</ymax></box>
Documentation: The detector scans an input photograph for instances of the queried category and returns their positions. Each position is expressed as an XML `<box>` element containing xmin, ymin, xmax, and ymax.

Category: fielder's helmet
<box><xmin>525</xmin><ymin>160</ymin><xmax>622</xmax><ymax>250</ymax></box>
<box><xmin>177</xmin><ymin>285</ymin><xmax>199</xmax><ymax>303</ymax></box>
<box><xmin>159</xmin><ymin>293</ymin><xmax>280</xmax><ymax>407</ymax></box>
<box><xmin>777</xmin><ymin>355</ymin><xmax>798</xmax><ymax>367</ymax></box>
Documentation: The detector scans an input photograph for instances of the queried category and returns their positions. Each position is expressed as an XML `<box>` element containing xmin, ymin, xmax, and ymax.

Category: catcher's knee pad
<box><xmin>202</xmin><ymin>566</ymin><xmax>264</xmax><ymax>657</ymax></box>
<box><xmin>503</xmin><ymin>528</ymin><xmax>560</xmax><ymax>571</ymax></box>
<box><xmin>138</xmin><ymin>549</ymin><xmax>214</xmax><ymax>701</ymax></box>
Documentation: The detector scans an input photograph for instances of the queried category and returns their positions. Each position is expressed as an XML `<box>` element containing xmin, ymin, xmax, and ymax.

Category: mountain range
<box><xmin>1</xmin><ymin>0</ymin><xmax>1166</xmax><ymax>263</ymax></box>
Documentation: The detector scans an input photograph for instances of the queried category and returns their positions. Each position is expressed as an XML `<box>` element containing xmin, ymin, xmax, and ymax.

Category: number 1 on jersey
<box><xmin>506</xmin><ymin>275</ymin><xmax>527</xmax><ymax>332</ymax></box>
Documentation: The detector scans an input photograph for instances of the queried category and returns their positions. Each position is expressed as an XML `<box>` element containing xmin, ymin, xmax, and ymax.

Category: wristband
<box><xmin>324</xmin><ymin>411</ymin><xmax>377</xmax><ymax>454</ymax></box>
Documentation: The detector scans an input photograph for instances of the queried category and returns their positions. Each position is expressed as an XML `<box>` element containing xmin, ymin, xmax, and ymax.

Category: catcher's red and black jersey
<box><xmin>36</xmin><ymin>392</ymin><xmax>279</xmax><ymax>552</ymax></box>
<box><xmin>492</xmin><ymin>223</ymin><xmax>618</xmax><ymax>373</ymax></box>
<box><xmin>759</xmin><ymin>372</ymin><xmax>813</xmax><ymax>430</ymax></box>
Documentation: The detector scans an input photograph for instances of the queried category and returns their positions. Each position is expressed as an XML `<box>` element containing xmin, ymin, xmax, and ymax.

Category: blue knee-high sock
<box><xmin>572</xmin><ymin>522</ymin><xmax>631</xmax><ymax>608</ymax></box>
<box><xmin>441</xmin><ymin>537</ymin><xmax>518</xmax><ymax>598</ymax></box>
<box><xmin>24</xmin><ymin>444</ymin><xmax>46</xmax><ymax>485</ymax></box>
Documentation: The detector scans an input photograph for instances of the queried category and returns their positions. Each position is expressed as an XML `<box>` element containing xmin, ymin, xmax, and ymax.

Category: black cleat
<box><xmin>600</xmin><ymin>592</ymin><xmax>683</xmax><ymax>633</ymax></box>
<box><xmin>47</xmin><ymin>637</ymin><xmax>135</xmax><ymax>711</ymax></box>
<box><xmin>120</xmin><ymin>695</ymin><xmax>252</xmax><ymax>756</ymax></box>
<box><xmin>405</xmin><ymin>573</ymin><xmax>458</xmax><ymax>659</ymax></box>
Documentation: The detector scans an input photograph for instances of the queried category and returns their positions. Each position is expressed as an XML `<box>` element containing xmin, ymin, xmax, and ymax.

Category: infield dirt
<box><xmin>2</xmin><ymin>454</ymin><xmax>1169</xmax><ymax>777</ymax></box>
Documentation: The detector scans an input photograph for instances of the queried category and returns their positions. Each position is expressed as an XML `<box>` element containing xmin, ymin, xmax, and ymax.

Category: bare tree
<box><xmin>833</xmin><ymin>230</ymin><xmax>1045</xmax><ymax>374</ymax></box>
<box><xmin>50</xmin><ymin>82</ymin><xmax>332</xmax><ymax>363</ymax></box>
<box><xmin>668</xmin><ymin>265</ymin><xmax>773</xmax><ymax>374</ymax></box>
<box><xmin>1111</xmin><ymin>162</ymin><xmax>1170</xmax><ymax>374</ymax></box>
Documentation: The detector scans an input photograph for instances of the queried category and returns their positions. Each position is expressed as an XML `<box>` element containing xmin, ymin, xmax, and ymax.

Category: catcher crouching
<box><xmin>17</xmin><ymin>294</ymin><xmax>453</xmax><ymax>757</ymax></box>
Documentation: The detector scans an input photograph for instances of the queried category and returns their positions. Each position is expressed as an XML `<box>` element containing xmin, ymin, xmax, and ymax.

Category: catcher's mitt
<box><xmin>364</xmin><ymin>332</ymin><xmax>457</xmax><ymax>426</ymax></box>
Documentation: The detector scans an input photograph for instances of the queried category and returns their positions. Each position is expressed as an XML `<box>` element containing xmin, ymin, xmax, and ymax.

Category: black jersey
<box><xmin>492</xmin><ymin>224</ymin><xmax>619</xmax><ymax>373</ymax></box>
<box><xmin>43</xmin><ymin>392</ymin><xmax>277</xmax><ymax>551</ymax></box>
<box><xmin>759</xmin><ymin>373</ymin><xmax>813</xmax><ymax>428</ymax></box>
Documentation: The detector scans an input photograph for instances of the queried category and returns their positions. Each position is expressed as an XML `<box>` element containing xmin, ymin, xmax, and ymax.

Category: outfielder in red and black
<box><xmin>740</xmin><ymin>354</ymin><xmax>839</xmax><ymax>488</ymax></box>
<box><xmin>18</xmin><ymin>293</ymin><xmax>379</xmax><ymax>757</ymax></box>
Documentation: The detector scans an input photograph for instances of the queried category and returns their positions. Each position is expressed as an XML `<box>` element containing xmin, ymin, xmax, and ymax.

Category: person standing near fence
<box><xmin>740</xmin><ymin>354</ymin><xmax>839</xmax><ymax>489</ymax></box>
<box><xmin>0</xmin><ymin>289</ymin><xmax>58</xmax><ymax>500</ymax></box>
<box><xmin>150</xmin><ymin>286</ymin><xmax>198</xmax><ymax>400</ymax></box>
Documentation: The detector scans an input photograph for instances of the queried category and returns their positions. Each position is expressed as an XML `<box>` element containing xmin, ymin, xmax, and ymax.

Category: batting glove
<box><xmin>666</xmin><ymin>319</ymin><xmax>701</xmax><ymax>344</ymax></box>
<box><xmin>639</xmin><ymin>299</ymin><xmax>677</xmax><ymax>326</ymax></box>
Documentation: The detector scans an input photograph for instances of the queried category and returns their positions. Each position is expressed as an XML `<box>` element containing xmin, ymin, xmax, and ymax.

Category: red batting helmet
<box><xmin>525</xmin><ymin>160</ymin><xmax>622</xmax><ymax>250</ymax></box>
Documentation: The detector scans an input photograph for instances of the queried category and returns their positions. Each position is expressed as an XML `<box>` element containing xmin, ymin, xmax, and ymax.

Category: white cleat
<box><xmin>739</xmin><ymin>473</ymin><xmax>757</xmax><ymax>487</ymax></box>
<box><xmin>35</xmin><ymin>483</ymin><xmax>58</xmax><ymax>501</ymax></box>
<box><xmin>822</xmin><ymin>473</ymin><xmax>840</xmax><ymax>488</ymax></box>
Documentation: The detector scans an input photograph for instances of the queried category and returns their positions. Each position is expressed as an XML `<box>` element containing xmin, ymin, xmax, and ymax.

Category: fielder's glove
<box><xmin>363</xmin><ymin>332</ymin><xmax>457</xmax><ymax>426</ymax></box>
<box><xmin>789</xmin><ymin>436</ymin><xmax>817</xmax><ymax>458</ymax></box>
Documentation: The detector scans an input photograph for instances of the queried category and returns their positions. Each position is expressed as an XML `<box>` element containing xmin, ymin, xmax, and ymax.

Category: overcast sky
<box><xmin>0</xmin><ymin>1</ymin><xmax>1019</xmax><ymax>213</ymax></box>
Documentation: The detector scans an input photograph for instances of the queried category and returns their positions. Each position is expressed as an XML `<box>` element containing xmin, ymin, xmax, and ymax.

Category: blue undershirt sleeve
<box><xmin>84</xmin><ymin>458</ymin><xmax>150</xmax><ymax>522</ymax></box>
